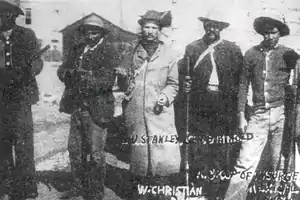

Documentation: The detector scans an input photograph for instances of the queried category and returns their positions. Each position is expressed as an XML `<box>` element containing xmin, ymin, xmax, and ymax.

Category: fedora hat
<box><xmin>0</xmin><ymin>0</ymin><xmax>24</xmax><ymax>15</ymax></box>
<box><xmin>138</xmin><ymin>10</ymin><xmax>172</xmax><ymax>28</ymax></box>
<box><xmin>253</xmin><ymin>13</ymin><xmax>290</xmax><ymax>37</ymax></box>
<box><xmin>80</xmin><ymin>15</ymin><xmax>109</xmax><ymax>35</ymax></box>
<box><xmin>198</xmin><ymin>9</ymin><xmax>230</xmax><ymax>30</ymax></box>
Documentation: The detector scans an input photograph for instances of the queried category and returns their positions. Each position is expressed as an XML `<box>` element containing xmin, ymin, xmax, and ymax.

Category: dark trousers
<box><xmin>68</xmin><ymin>110</ymin><xmax>107</xmax><ymax>200</ymax></box>
<box><xmin>1</xmin><ymin>101</ymin><xmax>37</xmax><ymax>199</ymax></box>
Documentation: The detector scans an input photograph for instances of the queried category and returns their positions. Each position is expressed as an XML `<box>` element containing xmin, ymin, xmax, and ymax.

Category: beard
<box><xmin>204</xmin><ymin>31</ymin><xmax>220</xmax><ymax>44</ymax></box>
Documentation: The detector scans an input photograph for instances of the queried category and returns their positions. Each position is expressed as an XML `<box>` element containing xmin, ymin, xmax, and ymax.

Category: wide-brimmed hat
<box><xmin>198</xmin><ymin>9</ymin><xmax>230</xmax><ymax>30</ymax></box>
<box><xmin>79</xmin><ymin>15</ymin><xmax>109</xmax><ymax>35</ymax></box>
<box><xmin>0</xmin><ymin>0</ymin><xmax>24</xmax><ymax>15</ymax></box>
<box><xmin>138</xmin><ymin>10</ymin><xmax>172</xmax><ymax>28</ymax></box>
<box><xmin>254</xmin><ymin>14</ymin><xmax>290</xmax><ymax>37</ymax></box>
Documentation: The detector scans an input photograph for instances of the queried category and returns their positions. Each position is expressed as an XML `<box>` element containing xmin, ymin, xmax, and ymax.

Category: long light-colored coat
<box><xmin>118</xmin><ymin>40</ymin><xmax>181</xmax><ymax>177</ymax></box>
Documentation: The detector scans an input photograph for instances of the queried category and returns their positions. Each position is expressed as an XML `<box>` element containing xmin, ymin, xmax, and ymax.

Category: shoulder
<box><xmin>185</xmin><ymin>39</ymin><xmax>201</xmax><ymax>52</ymax></box>
<box><xmin>280</xmin><ymin>45</ymin><xmax>300</xmax><ymax>69</ymax></box>
<box><xmin>14</xmin><ymin>25</ymin><xmax>36</xmax><ymax>39</ymax></box>
<box><xmin>221</xmin><ymin>40</ymin><xmax>242</xmax><ymax>52</ymax></box>
<box><xmin>244</xmin><ymin>45</ymin><xmax>261</xmax><ymax>58</ymax></box>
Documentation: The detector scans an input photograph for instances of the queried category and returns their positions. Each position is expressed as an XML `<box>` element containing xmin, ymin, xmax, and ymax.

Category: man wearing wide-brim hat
<box><xmin>0</xmin><ymin>0</ymin><xmax>44</xmax><ymax>199</ymax></box>
<box><xmin>58</xmin><ymin>16</ymin><xmax>120</xmax><ymax>200</ymax></box>
<box><xmin>116</xmin><ymin>9</ymin><xmax>182</xmax><ymax>200</ymax></box>
<box><xmin>223</xmin><ymin>14</ymin><xmax>300</xmax><ymax>200</ymax></box>
<box><xmin>175</xmin><ymin>9</ymin><xmax>243</xmax><ymax>199</ymax></box>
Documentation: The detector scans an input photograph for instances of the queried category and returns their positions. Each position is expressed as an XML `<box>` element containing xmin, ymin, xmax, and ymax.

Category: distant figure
<box><xmin>51</xmin><ymin>45</ymin><xmax>62</xmax><ymax>62</ymax></box>
<box><xmin>0</xmin><ymin>0</ymin><xmax>44</xmax><ymax>199</ymax></box>
<box><xmin>223</xmin><ymin>13</ymin><xmax>300</xmax><ymax>200</ymax></box>
<box><xmin>117</xmin><ymin>10</ymin><xmax>182</xmax><ymax>200</ymax></box>
<box><xmin>177</xmin><ymin>9</ymin><xmax>243</xmax><ymax>199</ymax></box>
<box><xmin>57</xmin><ymin>17</ymin><xmax>120</xmax><ymax>200</ymax></box>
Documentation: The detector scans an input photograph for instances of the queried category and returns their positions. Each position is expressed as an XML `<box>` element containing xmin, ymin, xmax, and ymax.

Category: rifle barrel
<box><xmin>185</xmin><ymin>56</ymin><xmax>190</xmax><ymax>197</ymax></box>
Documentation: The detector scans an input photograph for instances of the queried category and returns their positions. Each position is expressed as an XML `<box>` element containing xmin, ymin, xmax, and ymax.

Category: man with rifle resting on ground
<box><xmin>57</xmin><ymin>17</ymin><xmax>120</xmax><ymax>200</ymax></box>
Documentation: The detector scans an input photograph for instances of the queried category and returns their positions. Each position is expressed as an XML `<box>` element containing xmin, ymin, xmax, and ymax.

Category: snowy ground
<box><xmin>32</xmin><ymin>61</ymin><xmax>129</xmax><ymax>200</ymax></box>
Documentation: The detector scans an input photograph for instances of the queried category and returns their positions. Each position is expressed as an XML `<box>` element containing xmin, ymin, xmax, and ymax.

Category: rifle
<box><xmin>289</xmin><ymin>60</ymin><xmax>300</xmax><ymax>199</ymax></box>
<box><xmin>28</xmin><ymin>44</ymin><xmax>50</xmax><ymax>64</ymax></box>
<box><xmin>185</xmin><ymin>56</ymin><xmax>191</xmax><ymax>200</ymax></box>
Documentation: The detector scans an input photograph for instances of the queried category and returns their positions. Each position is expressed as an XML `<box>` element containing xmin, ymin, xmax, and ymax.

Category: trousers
<box><xmin>68</xmin><ymin>110</ymin><xmax>107</xmax><ymax>199</ymax></box>
<box><xmin>0</xmin><ymin>101</ymin><xmax>37</xmax><ymax>199</ymax></box>
<box><xmin>224</xmin><ymin>105</ymin><xmax>289</xmax><ymax>200</ymax></box>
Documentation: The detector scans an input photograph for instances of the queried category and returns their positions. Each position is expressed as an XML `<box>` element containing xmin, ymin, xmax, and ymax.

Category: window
<box><xmin>25</xmin><ymin>8</ymin><xmax>32</xmax><ymax>25</ymax></box>
<box><xmin>51</xmin><ymin>39</ymin><xmax>59</xmax><ymax>43</ymax></box>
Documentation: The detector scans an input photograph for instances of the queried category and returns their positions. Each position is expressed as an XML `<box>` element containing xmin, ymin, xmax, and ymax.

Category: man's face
<box><xmin>84</xmin><ymin>29</ymin><xmax>103</xmax><ymax>46</ymax></box>
<box><xmin>203</xmin><ymin>21</ymin><xmax>222</xmax><ymax>43</ymax></box>
<box><xmin>141</xmin><ymin>20</ymin><xmax>160</xmax><ymax>42</ymax></box>
<box><xmin>262</xmin><ymin>25</ymin><xmax>281</xmax><ymax>49</ymax></box>
<box><xmin>0</xmin><ymin>11</ymin><xmax>15</xmax><ymax>31</ymax></box>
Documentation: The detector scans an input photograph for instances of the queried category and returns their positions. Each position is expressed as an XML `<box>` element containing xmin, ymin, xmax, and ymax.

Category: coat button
<box><xmin>6</xmin><ymin>52</ymin><xmax>10</xmax><ymax>56</ymax></box>
<box><xmin>264</xmin><ymin>92</ymin><xmax>268</xmax><ymax>96</ymax></box>
<box><xmin>6</xmin><ymin>62</ymin><xmax>10</xmax><ymax>66</ymax></box>
<box><xmin>6</xmin><ymin>41</ymin><xmax>10</xmax><ymax>44</ymax></box>
<box><xmin>263</xmin><ymin>70</ymin><xmax>266</xmax><ymax>74</ymax></box>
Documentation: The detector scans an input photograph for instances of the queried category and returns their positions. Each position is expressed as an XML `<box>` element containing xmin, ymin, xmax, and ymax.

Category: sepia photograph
<box><xmin>0</xmin><ymin>0</ymin><xmax>300</xmax><ymax>199</ymax></box>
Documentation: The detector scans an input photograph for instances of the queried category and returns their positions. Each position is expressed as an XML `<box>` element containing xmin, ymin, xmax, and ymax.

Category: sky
<box><xmin>18</xmin><ymin>0</ymin><xmax>300</xmax><ymax>52</ymax></box>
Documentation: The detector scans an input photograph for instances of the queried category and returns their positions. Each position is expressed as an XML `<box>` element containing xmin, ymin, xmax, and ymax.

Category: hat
<box><xmin>0</xmin><ymin>0</ymin><xmax>24</xmax><ymax>15</ymax></box>
<box><xmin>198</xmin><ymin>9</ymin><xmax>230</xmax><ymax>30</ymax></box>
<box><xmin>79</xmin><ymin>15</ymin><xmax>109</xmax><ymax>34</ymax></box>
<box><xmin>253</xmin><ymin>14</ymin><xmax>290</xmax><ymax>37</ymax></box>
<box><xmin>138</xmin><ymin>10</ymin><xmax>172</xmax><ymax>28</ymax></box>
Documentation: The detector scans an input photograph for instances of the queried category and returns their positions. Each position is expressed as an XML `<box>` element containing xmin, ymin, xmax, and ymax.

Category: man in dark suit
<box><xmin>0</xmin><ymin>1</ymin><xmax>43</xmax><ymax>200</ymax></box>
<box><xmin>57</xmin><ymin>17</ymin><xmax>120</xmax><ymax>200</ymax></box>
<box><xmin>176</xmin><ymin>9</ymin><xmax>243</xmax><ymax>199</ymax></box>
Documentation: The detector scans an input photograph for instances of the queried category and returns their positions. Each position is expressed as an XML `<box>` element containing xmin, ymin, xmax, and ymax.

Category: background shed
<box><xmin>59</xmin><ymin>12</ymin><xmax>138</xmax><ymax>62</ymax></box>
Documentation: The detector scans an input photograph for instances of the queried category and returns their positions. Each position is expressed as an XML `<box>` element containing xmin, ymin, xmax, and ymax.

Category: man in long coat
<box><xmin>117</xmin><ymin>10</ymin><xmax>181</xmax><ymax>200</ymax></box>
<box><xmin>0</xmin><ymin>1</ymin><xmax>43</xmax><ymax>199</ymax></box>
<box><xmin>223</xmin><ymin>14</ymin><xmax>300</xmax><ymax>200</ymax></box>
<box><xmin>177</xmin><ymin>9</ymin><xmax>243</xmax><ymax>199</ymax></box>
<box><xmin>57</xmin><ymin>17</ymin><xmax>120</xmax><ymax>200</ymax></box>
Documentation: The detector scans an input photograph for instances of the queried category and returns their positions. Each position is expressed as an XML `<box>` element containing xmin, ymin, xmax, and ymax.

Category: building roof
<box><xmin>59</xmin><ymin>12</ymin><xmax>137</xmax><ymax>41</ymax></box>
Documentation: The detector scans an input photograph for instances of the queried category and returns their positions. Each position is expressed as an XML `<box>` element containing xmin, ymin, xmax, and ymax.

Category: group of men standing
<box><xmin>57</xmin><ymin>6</ymin><xmax>300</xmax><ymax>200</ymax></box>
<box><xmin>0</xmin><ymin>0</ymin><xmax>299</xmax><ymax>200</ymax></box>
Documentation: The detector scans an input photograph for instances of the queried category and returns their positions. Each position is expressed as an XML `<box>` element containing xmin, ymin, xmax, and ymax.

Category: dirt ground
<box><xmin>33</xmin><ymin>61</ymin><xmax>128</xmax><ymax>200</ymax></box>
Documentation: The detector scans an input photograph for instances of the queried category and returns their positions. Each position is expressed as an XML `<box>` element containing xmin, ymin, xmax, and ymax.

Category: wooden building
<box><xmin>59</xmin><ymin>12</ymin><xmax>137</xmax><ymax>62</ymax></box>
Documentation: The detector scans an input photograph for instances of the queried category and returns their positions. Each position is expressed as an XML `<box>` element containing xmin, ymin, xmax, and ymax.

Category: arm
<box><xmin>57</xmin><ymin>46</ymin><xmax>77</xmax><ymax>83</ymax></box>
<box><xmin>116</xmin><ymin>42</ymin><xmax>136</xmax><ymax>92</ymax></box>
<box><xmin>25</xmin><ymin>29</ymin><xmax>44</xmax><ymax>77</ymax></box>
<box><xmin>237</xmin><ymin>51</ymin><xmax>253</xmax><ymax>117</ymax></box>
<box><xmin>160</xmin><ymin>55</ymin><xmax>182</xmax><ymax>106</ymax></box>
<box><xmin>230</xmin><ymin>44</ymin><xmax>244</xmax><ymax>111</ymax></box>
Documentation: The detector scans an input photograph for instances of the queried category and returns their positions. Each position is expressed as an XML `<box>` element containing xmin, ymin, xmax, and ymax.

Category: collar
<box><xmin>136</xmin><ymin>39</ymin><xmax>164</xmax><ymax>61</ymax></box>
<box><xmin>2</xmin><ymin>29</ymin><xmax>13</xmax><ymax>40</ymax></box>
<box><xmin>259</xmin><ymin>42</ymin><xmax>280</xmax><ymax>53</ymax></box>
<box><xmin>83</xmin><ymin>38</ymin><xmax>104</xmax><ymax>54</ymax></box>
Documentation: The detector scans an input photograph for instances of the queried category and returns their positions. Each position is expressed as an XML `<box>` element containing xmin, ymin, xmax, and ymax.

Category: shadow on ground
<box><xmin>35</xmin><ymin>124</ymin><xmax>132</xmax><ymax>199</ymax></box>
<box><xmin>35</xmin><ymin>164</ymin><xmax>132</xmax><ymax>200</ymax></box>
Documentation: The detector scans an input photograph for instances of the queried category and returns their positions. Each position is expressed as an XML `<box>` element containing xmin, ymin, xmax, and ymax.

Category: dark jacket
<box><xmin>0</xmin><ymin>25</ymin><xmax>42</xmax><ymax>105</ymax></box>
<box><xmin>177</xmin><ymin>38</ymin><xmax>243</xmax><ymax>113</ymax></box>
<box><xmin>238</xmin><ymin>44</ymin><xmax>300</xmax><ymax>113</ymax></box>
<box><xmin>57</xmin><ymin>38</ymin><xmax>120</xmax><ymax>124</ymax></box>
